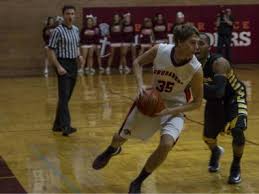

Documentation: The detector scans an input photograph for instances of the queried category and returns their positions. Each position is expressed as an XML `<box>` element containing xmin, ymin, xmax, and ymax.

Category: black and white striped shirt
<box><xmin>48</xmin><ymin>24</ymin><xmax>80</xmax><ymax>59</ymax></box>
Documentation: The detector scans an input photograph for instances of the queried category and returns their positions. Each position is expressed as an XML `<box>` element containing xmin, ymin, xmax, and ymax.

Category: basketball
<box><xmin>136</xmin><ymin>88</ymin><xmax>165</xmax><ymax>117</ymax></box>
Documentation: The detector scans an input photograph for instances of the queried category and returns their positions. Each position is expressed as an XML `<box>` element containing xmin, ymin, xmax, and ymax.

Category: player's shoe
<box><xmin>62</xmin><ymin>127</ymin><xmax>77</xmax><ymax>136</ymax></box>
<box><xmin>92</xmin><ymin>146</ymin><xmax>121</xmax><ymax>170</ymax></box>
<box><xmin>208</xmin><ymin>146</ymin><xmax>224</xmax><ymax>172</ymax></box>
<box><xmin>228</xmin><ymin>164</ymin><xmax>242</xmax><ymax>184</ymax></box>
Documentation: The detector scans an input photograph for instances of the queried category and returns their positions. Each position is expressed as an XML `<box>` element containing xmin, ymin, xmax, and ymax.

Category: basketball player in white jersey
<box><xmin>92</xmin><ymin>23</ymin><xmax>203</xmax><ymax>194</ymax></box>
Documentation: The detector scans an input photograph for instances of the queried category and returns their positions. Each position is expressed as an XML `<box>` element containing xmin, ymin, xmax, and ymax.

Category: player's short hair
<box><xmin>62</xmin><ymin>5</ymin><xmax>76</xmax><ymax>14</ymax></box>
<box><xmin>173</xmin><ymin>23</ymin><xmax>199</xmax><ymax>45</ymax></box>
<box><xmin>200</xmin><ymin>32</ymin><xmax>211</xmax><ymax>46</ymax></box>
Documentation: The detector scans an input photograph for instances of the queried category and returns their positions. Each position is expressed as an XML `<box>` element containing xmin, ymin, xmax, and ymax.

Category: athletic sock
<box><xmin>233</xmin><ymin>155</ymin><xmax>242</xmax><ymax>167</ymax></box>
<box><xmin>134</xmin><ymin>168</ymin><xmax>151</xmax><ymax>184</ymax></box>
<box><xmin>106</xmin><ymin>145</ymin><xmax>118</xmax><ymax>154</ymax></box>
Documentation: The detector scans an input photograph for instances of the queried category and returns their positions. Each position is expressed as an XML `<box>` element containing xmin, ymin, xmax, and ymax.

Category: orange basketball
<box><xmin>136</xmin><ymin>88</ymin><xmax>165</xmax><ymax>117</ymax></box>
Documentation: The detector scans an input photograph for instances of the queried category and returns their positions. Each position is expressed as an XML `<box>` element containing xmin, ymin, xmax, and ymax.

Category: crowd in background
<box><xmin>42</xmin><ymin>9</ymin><xmax>233</xmax><ymax>76</ymax></box>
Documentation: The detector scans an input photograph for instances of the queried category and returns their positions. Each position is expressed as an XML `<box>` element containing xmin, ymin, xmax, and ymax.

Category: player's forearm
<box><xmin>47</xmin><ymin>49</ymin><xmax>61</xmax><ymax>69</ymax></box>
<box><xmin>167</xmin><ymin>99</ymin><xmax>202</xmax><ymax>115</ymax></box>
<box><xmin>204</xmin><ymin>75</ymin><xmax>227</xmax><ymax>99</ymax></box>
<box><xmin>133</xmin><ymin>60</ymin><xmax>144</xmax><ymax>88</ymax></box>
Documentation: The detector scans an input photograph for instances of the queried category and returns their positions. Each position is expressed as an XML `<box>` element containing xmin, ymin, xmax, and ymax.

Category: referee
<box><xmin>48</xmin><ymin>5</ymin><xmax>84</xmax><ymax>136</ymax></box>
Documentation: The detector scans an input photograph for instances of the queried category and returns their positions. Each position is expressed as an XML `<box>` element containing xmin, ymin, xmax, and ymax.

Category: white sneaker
<box><xmin>44</xmin><ymin>68</ymin><xmax>48</xmax><ymax>75</ymax></box>
<box><xmin>85</xmin><ymin>67</ymin><xmax>90</xmax><ymax>75</ymax></box>
<box><xmin>90</xmin><ymin>68</ymin><xmax>96</xmax><ymax>75</ymax></box>
<box><xmin>99</xmin><ymin>67</ymin><xmax>105</xmax><ymax>74</ymax></box>
<box><xmin>78</xmin><ymin>68</ymin><xmax>84</xmax><ymax>74</ymax></box>
<box><xmin>119</xmin><ymin>65</ymin><xmax>123</xmax><ymax>71</ymax></box>
<box><xmin>106</xmin><ymin>67</ymin><xmax>111</xmax><ymax>75</ymax></box>
<box><xmin>124</xmin><ymin>66</ymin><xmax>131</xmax><ymax>74</ymax></box>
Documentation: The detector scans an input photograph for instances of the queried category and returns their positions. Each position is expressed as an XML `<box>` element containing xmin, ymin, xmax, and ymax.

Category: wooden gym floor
<box><xmin>0</xmin><ymin>65</ymin><xmax>258</xmax><ymax>193</ymax></box>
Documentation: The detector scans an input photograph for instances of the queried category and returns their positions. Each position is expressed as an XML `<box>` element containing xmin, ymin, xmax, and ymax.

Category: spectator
<box><xmin>171</xmin><ymin>11</ymin><xmax>185</xmax><ymax>33</ymax></box>
<box><xmin>106</xmin><ymin>13</ymin><xmax>123</xmax><ymax>74</ymax></box>
<box><xmin>216</xmin><ymin>8</ymin><xmax>234</xmax><ymax>62</ymax></box>
<box><xmin>120</xmin><ymin>13</ymin><xmax>135</xmax><ymax>74</ymax></box>
<box><xmin>153</xmin><ymin>13</ymin><xmax>168</xmax><ymax>44</ymax></box>
<box><xmin>93</xmin><ymin>16</ymin><xmax>104</xmax><ymax>73</ymax></box>
<box><xmin>42</xmin><ymin>17</ymin><xmax>55</xmax><ymax>76</ymax></box>
<box><xmin>138</xmin><ymin>17</ymin><xmax>154</xmax><ymax>55</ymax></box>
<box><xmin>80</xmin><ymin>15</ymin><xmax>98</xmax><ymax>75</ymax></box>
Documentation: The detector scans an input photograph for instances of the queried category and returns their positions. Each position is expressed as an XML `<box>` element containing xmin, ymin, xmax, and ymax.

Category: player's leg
<box><xmin>203</xmin><ymin>102</ymin><xmax>225</xmax><ymax>172</ymax></box>
<box><xmin>138</xmin><ymin>46</ymin><xmax>145</xmax><ymax>56</ymax></box>
<box><xmin>129</xmin><ymin>116</ymin><xmax>183</xmax><ymax>194</ymax></box>
<box><xmin>129</xmin><ymin>134</ymin><xmax>175</xmax><ymax>194</ymax></box>
<box><xmin>228</xmin><ymin>114</ymin><xmax>247</xmax><ymax>184</ymax></box>
<box><xmin>92</xmin><ymin>132</ymin><xmax>127</xmax><ymax>170</ymax></box>
<box><xmin>92</xmin><ymin>103</ymin><xmax>138</xmax><ymax>170</ymax></box>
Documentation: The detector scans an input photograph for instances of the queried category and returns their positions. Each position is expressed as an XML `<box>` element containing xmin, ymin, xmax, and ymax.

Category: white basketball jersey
<box><xmin>153</xmin><ymin>44</ymin><xmax>201</xmax><ymax>105</ymax></box>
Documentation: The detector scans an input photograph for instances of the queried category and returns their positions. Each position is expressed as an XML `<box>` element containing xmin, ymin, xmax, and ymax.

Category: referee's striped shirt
<box><xmin>48</xmin><ymin>24</ymin><xmax>80</xmax><ymax>59</ymax></box>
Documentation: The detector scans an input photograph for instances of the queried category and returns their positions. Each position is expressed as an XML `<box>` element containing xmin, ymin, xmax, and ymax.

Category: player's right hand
<box><xmin>137</xmin><ymin>85</ymin><xmax>153</xmax><ymax>98</ymax></box>
<box><xmin>57</xmin><ymin>66</ymin><xmax>67</xmax><ymax>76</ymax></box>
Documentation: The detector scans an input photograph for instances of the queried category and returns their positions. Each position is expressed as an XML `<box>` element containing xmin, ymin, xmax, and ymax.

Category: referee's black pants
<box><xmin>53</xmin><ymin>58</ymin><xmax>78</xmax><ymax>129</ymax></box>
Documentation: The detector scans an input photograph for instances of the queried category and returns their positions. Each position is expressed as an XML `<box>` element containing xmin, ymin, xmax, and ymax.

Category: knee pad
<box><xmin>231</xmin><ymin>127</ymin><xmax>245</xmax><ymax>146</ymax></box>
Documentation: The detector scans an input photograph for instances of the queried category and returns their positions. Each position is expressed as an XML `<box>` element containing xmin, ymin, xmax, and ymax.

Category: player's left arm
<box><xmin>204</xmin><ymin>57</ymin><xmax>230</xmax><ymax>99</ymax></box>
<box><xmin>156</xmin><ymin>67</ymin><xmax>203</xmax><ymax>116</ymax></box>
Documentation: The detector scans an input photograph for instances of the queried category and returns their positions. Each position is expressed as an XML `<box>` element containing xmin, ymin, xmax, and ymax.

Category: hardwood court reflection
<box><xmin>0</xmin><ymin>65</ymin><xmax>258</xmax><ymax>193</ymax></box>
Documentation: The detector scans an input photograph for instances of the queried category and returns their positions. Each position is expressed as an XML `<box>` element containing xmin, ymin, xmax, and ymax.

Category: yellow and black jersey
<box><xmin>203</xmin><ymin>53</ymin><xmax>248</xmax><ymax>121</ymax></box>
<box><xmin>226</xmin><ymin>69</ymin><xmax>247</xmax><ymax>116</ymax></box>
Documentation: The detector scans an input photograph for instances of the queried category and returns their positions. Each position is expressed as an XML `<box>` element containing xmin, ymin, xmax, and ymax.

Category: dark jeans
<box><xmin>53</xmin><ymin>58</ymin><xmax>78</xmax><ymax>129</ymax></box>
<box><xmin>217</xmin><ymin>33</ymin><xmax>232</xmax><ymax>62</ymax></box>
